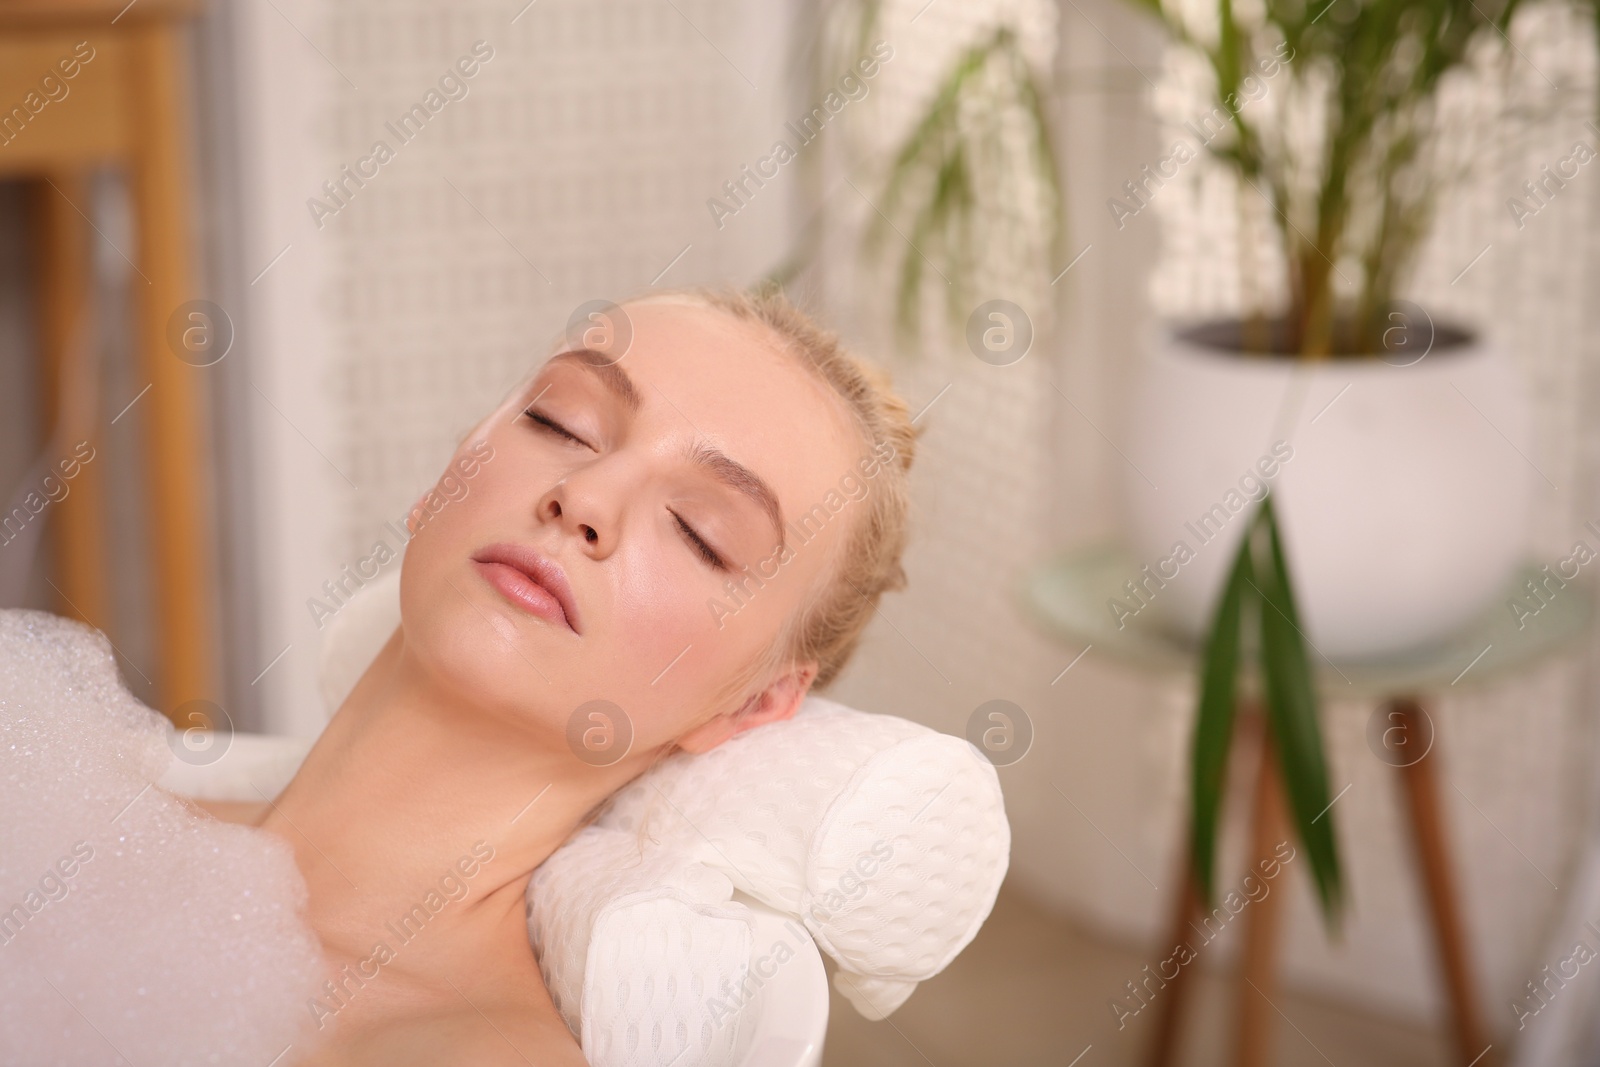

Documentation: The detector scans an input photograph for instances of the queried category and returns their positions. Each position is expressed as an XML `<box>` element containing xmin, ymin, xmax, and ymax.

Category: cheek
<box><xmin>602</xmin><ymin>541</ymin><xmax>789</xmax><ymax>710</ymax></box>
<box><xmin>608</xmin><ymin>546</ymin><xmax>730</xmax><ymax>679</ymax></box>
<box><xmin>402</xmin><ymin>478</ymin><xmax>495</xmax><ymax>594</ymax></box>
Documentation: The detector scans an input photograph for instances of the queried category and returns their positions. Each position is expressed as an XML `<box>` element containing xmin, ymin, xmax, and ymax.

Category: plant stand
<box><xmin>1146</xmin><ymin>697</ymin><xmax>1488</xmax><ymax>1067</ymax></box>
<box><xmin>1023</xmin><ymin>542</ymin><xmax>1594</xmax><ymax>1067</ymax></box>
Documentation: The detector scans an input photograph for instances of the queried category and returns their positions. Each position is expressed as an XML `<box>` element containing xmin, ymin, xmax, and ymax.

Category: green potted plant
<box><xmin>1118</xmin><ymin>0</ymin><xmax>1592</xmax><ymax>923</ymax></box>
<box><xmin>770</xmin><ymin>0</ymin><xmax>1064</xmax><ymax>352</ymax></box>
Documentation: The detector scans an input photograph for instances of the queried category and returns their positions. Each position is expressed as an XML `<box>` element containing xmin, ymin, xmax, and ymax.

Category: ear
<box><xmin>674</xmin><ymin>661</ymin><xmax>818</xmax><ymax>755</ymax></box>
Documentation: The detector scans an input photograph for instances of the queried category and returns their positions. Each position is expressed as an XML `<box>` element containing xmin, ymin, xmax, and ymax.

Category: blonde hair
<box><xmin>629</xmin><ymin>282</ymin><xmax>920</xmax><ymax>698</ymax></box>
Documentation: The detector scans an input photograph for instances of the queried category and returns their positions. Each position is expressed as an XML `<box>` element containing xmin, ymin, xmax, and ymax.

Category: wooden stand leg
<box><xmin>1148</xmin><ymin>707</ymin><xmax>1283</xmax><ymax>1067</ymax></box>
<box><xmin>32</xmin><ymin>173</ymin><xmax>109</xmax><ymax>631</ymax></box>
<box><xmin>1144</xmin><ymin>841</ymin><xmax>1203</xmax><ymax>1067</ymax></box>
<box><xmin>1389</xmin><ymin>696</ymin><xmax>1496</xmax><ymax>1067</ymax></box>
<box><xmin>1235</xmin><ymin>714</ymin><xmax>1288</xmax><ymax>1067</ymax></box>
<box><xmin>127</xmin><ymin>21</ymin><xmax>219</xmax><ymax>720</ymax></box>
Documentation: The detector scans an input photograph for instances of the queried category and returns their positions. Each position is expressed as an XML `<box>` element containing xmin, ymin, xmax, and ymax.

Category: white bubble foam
<box><xmin>0</xmin><ymin>609</ymin><xmax>327</xmax><ymax>1065</ymax></box>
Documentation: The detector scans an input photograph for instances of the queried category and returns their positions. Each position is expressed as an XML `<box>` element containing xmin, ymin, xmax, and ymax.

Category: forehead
<box><xmin>611</xmin><ymin>300</ymin><xmax>810</xmax><ymax>409</ymax></box>
<box><xmin>544</xmin><ymin>299</ymin><xmax>865</xmax><ymax>529</ymax></box>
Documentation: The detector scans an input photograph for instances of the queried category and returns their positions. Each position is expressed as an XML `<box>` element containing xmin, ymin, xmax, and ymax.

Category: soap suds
<box><xmin>0</xmin><ymin>609</ymin><xmax>327</xmax><ymax>1065</ymax></box>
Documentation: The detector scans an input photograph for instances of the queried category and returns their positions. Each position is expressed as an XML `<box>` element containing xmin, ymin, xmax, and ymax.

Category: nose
<box><xmin>537</xmin><ymin>470</ymin><xmax>620</xmax><ymax>557</ymax></box>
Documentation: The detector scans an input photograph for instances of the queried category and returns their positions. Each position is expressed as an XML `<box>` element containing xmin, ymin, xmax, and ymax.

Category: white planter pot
<box><xmin>1120</xmin><ymin>323</ymin><xmax>1535</xmax><ymax>661</ymax></box>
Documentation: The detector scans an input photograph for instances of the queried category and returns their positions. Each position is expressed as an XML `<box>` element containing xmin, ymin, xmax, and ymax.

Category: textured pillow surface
<box><xmin>527</xmin><ymin>695</ymin><xmax>1010</xmax><ymax>1065</ymax></box>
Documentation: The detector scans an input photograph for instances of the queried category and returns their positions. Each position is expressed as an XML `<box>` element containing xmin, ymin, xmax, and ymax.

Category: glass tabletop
<box><xmin>1022</xmin><ymin>541</ymin><xmax>1595</xmax><ymax>700</ymax></box>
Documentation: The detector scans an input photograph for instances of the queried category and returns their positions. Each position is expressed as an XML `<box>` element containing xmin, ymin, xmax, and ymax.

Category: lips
<box><xmin>470</xmin><ymin>542</ymin><xmax>581</xmax><ymax>634</ymax></box>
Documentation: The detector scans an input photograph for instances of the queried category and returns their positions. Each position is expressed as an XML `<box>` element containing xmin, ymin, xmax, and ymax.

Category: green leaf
<box><xmin>1189</xmin><ymin>510</ymin><xmax>1255</xmax><ymax>906</ymax></box>
<box><xmin>1254</xmin><ymin>493</ymin><xmax>1344</xmax><ymax>931</ymax></box>
<box><xmin>865</xmin><ymin>25</ymin><xmax>1064</xmax><ymax>356</ymax></box>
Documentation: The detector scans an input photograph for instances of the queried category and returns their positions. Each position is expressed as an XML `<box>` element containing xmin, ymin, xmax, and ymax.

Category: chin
<box><xmin>399</xmin><ymin>566</ymin><xmax>546</xmax><ymax>712</ymax></box>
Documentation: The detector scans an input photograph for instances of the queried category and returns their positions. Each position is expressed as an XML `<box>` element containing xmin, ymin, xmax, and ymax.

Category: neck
<box><xmin>260</xmin><ymin>627</ymin><xmax>654</xmax><ymax>962</ymax></box>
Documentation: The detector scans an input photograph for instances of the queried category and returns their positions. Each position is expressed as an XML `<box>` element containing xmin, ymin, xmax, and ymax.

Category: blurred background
<box><xmin>4</xmin><ymin>0</ymin><xmax>1600</xmax><ymax>1063</ymax></box>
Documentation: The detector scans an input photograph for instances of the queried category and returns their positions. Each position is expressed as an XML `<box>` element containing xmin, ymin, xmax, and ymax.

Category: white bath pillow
<box><xmin>318</xmin><ymin>567</ymin><xmax>1010</xmax><ymax>1066</ymax></box>
<box><xmin>527</xmin><ymin>696</ymin><xmax>1010</xmax><ymax>1061</ymax></box>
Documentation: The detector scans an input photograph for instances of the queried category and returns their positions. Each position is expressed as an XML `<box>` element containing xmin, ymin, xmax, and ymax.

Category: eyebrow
<box><xmin>687</xmin><ymin>441</ymin><xmax>786</xmax><ymax>551</ymax></box>
<box><xmin>541</xmin><ymin>347</ymin><xmax>786</xmax><ymax>550</ymax></box>
<box><xmin>545</xmin><ymin>348</ymin><xmax>642</xmax><ymax>414</ymax></box>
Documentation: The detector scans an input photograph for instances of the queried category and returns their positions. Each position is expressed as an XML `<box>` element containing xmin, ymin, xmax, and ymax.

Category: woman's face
<box><xmin>398</xmin><ymin>299</ymin><xmax>862</xmax><ymax>758</ymax></box>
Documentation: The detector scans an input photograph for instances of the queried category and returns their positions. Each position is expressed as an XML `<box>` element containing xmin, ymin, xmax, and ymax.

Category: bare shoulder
<box><xmin>292</xmin><ymin>943</ymin><xmax>588</xmax><ymax>1067</ymax></box>
<box><xmin>296</xmin><ymin>998</ymin><xmax>588</xmax><ymax>1067</ymax></box>
<box><xmin>438</xmin><ymin>1002</ymin><xmax>590</xmax><ymax>1067</ymax></box>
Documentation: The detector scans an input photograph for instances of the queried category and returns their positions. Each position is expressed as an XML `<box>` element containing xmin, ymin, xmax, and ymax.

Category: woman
<box><xmin>198</xmin><ymin>285</ymin><xmax>918</xmax><ymax>1065</ymax></box>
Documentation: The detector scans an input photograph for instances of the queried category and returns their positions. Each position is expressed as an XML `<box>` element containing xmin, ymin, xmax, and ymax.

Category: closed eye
<box><xmin>523</xmin><ymin>404</ymin><xmax>726</xmax><ymax>570</ymax></box>
<box><xmin>523</xmin><ymin>407</ymin><xmax>591</xmax><ymax>448</ymax></box>
<box><xmin>670</xmin><ymin>509</ymin><xmax>727</xmax><ymax>571</ymax></box>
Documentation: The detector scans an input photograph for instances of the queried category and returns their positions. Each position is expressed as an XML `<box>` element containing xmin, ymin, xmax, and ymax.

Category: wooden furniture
<box><xmin>0</xmin><ymin>0</ymin><xmax>217</xmax><ymax>723</ymax></box>
<box><xmin>1025</xmin><ymin>542</ymin><xmax>1594</xmax><ymax>1067</ymax></box>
